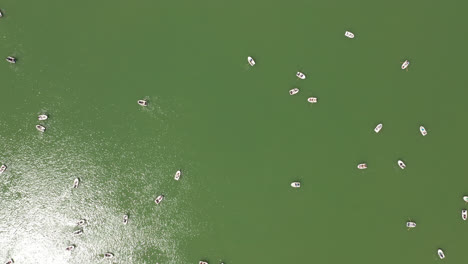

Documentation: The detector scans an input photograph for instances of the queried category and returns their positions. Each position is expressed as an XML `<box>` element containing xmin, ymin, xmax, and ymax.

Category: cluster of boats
<box><xmin>36</xmin><ymin>114</ymin><xmax>48</xmax><ymax>132</ymax></box>
<box><xmin>247</xmin><ymin>57</ymin><xmax>318</xmax><ymax>103</ymax></box>
<box><xmin>357</xmin><ymin>160</ymin><xmax>406</xmax><ymax>170</ymax></box>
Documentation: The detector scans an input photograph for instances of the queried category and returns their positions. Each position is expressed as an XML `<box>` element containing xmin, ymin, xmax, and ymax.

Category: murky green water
<box><xmin>2</xmin><ymin>0</ymin><xmax>468</xmax><ymax>263</ymax></box>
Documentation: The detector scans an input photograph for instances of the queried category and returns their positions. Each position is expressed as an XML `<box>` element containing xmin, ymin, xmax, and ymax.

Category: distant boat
<box><xmin>123</xmin><ymin>214</ymin><xmax>128</xmax><ymax>225</ymax></box>
<box><xmin>398</xmin><ymin>160</ymin><xmax>406</xmax><ymax>169</ymax></box>
<box><xmin>463</xmin><ymin>196</ymin><xmax>468</xmax><ymax>203</ymax></box>
<box><xmin>199</xmin><ymin>261</ymin><xmax>208</xmax><ymax>264</ymax></box>
<box><xmin>0</xmin><ymin>10</ymin><xmax>3</xmax><ymax>17</ymax></box>
<box><xmin>73</xmin><ymin>229</ymin><xmax>83</xmax><ymax>236</ymax></box>
<box><xmin>155</xmin><ymin>195</ymin><xmax>164</xmax><ymax>205</ymax></box>
<box><xmin>401</xmin><ymin>60</ymin><xmax>410</xmax><ymax>70</ymax></box>
<box><xmin>289</xmin><ymin>88</ymin><xmax>299</xmax><ymax>95</ymax></box>
<box><xmin>0</xmin><ymin>164</ymin><xmax>7</xmax><ymax>174</ymax></box>
<box><xmin>420</xmin><ymin>126</ymin><xmax>427</xmax><ymax>136</ymax></box>
<box><xmin>406</xmin><ymin>221</ymin><xmax>416</xmax><ymax>228</ymax></box>
<box><xmin>307</xmin><ymin>97</ymin><xmax>317</xmax><ymax>103</ymax></box>
<box><xmin>290</xmin><ymin>182</ymin><xmax>301</xmax><ymax>188</ymax></box>
<box><xmin>137</xmin><ymin>100</ymin><xmax>148</xmax><ymax>106</ymax></box>
<box><xmin>36</xmin><ymin>125</ymin><xmax>46</xmax><ymax>132</ymax></box>
<box><xmin>437</xmin><ymin>249</ymin><xmax>445</xmax><ymax>259</ymax></box>
<box><xmin>104</xmin><ymin>253</ymin><xmax>114</xmax><ymax>259</ymax></box>
<box><xmin>374</xmin><ymin>123</ymin><xmax>383</xmax><ymax>133</ymax></box>
<box><xmin>174</xmin><ymin>170</ymin><xmax>181</xmax><ymax>181</ymax></box>
<box><xmin>66</xmin><ymin>245</ymin><xmax>75</xmax><ymax>251</ymax></box>
<box><xmin>357</xmin><ymin>163</ymin><xmax>367</xmax><ymax>170</ymax></box>
<box><xmin>73</xmin><ymin>178</ymin><xmax>79</xmax><ymax>188</ymax></box>
<box><xmin>463</xmin><ymin>209</ymin><xmax>467</xmax><ymax>221</ymax></box>
<box><xmin>5</xmin><ymin>259</ymin><xmax>13</xmax><ymax>264</ymax></box>
<box><xmin>77</xmin><ymin>219</ymin><xmax>86</xmax><ymax>226</ymax></box>
<box><xmin>6</xmin><ymin>56</ymin><xmax>16</xmax><ymax>64</ymax></box>
<box><xmin>296</xmin><ymin>72</ymin><xmax>306</xmax><ymax>79</ymax></box>
<box><xmin>344</xmin><ymin>31</ymin><xmax>355</xmax><ymax>38</ymax></box>
<box><xmin>38</xmin><ymin>114</ymin><xmax>48</xmax><ymax>121</ymax></box>
<box><xmin>247</xmin><ymin>56</ymin><xmax>255</xmax><ymax>66</ymax></box>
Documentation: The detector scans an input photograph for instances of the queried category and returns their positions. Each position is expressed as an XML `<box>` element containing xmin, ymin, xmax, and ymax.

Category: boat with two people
<box><xmin>36</xmin><ymin>125</ymin><xmax>46</xmax><ymax>132</ymax></box>
<box><xmin>307</xmin><ymin>97</ymin><xmax>318</xmax><ymax>103</ymax></box>
<box><xmin>374</xmin><ymin>123</ymin><xmax>383</xmax><ymax>133</ymax></box>
<box><xmin>344</xmin><ymin>31</ymin><xmax>355</xmax><ymax>38</ymax></box>
<box><xmin>5</xmin><ymin>259</ymin><xmax>13</xmax><ymax>264</ymax></box>
<box><xmin>406</xmin><ymin>221</ymin><xmax>416</xmax><ymax>229</ymax></box>
<box><xmin>199</xmin><ymin>261</ymin><xmax>208</xmax><ymax>264</ymax></box>
<box><xmin>290</xmin><ymin>182</ymin><xmax>301</xmax><ymax>188</ymax></box>
<box><xmin>174</xmin><ymin>170</ymin><xmax>181</xmax><ymax>181</ymax></box>
<box><xmin>289</xmin><ymin>88</ymin><xmax>299</xmax><ymax>95</ymax></box>
<box><xmin>155</xmin><ymin>195</ymin><xmax>164</xmax><ymax>205</ymax></box>
<box><xmin>73</xmin><ymin>229</ymin><xmax>83</xmax><ymax>236</ymax></box>
<box><xmin>247</xmin><ymin>56</ymin><xmax>255</xmax><ymax>66</ymax></box>
<box><xmin>6</xmin><ymin>56</ymin><xmax>16</xmax><ymax>64</ymax></box>
<box><xmin>66</xmin><ymin>245</ymin><xmax>75</xmax><ymax>251</ymax></box>
<box><xmin>463</xmin><ymin>209</ymin><xmax>467</xmax><ymax>221</ymax></box>
<box><xmin>420</xmin><ymin>126</ymin><xmax>427</xmax><ymax>136</ymax></box>
<box><xmin>296</xmin><ymin>72</ymin><xmax>306</xmax><ymax>79</ymax></box>
<box><xmin>104</xmin><ymin>253</ymin><xmax>114</xmax><ymax>259</ymax></box>
<box><xmin>123</xmin><ymin>214</ymin><xmax>128</xmax><ymax>225</ymax></box>
<box><xmin>38</xmin><ymin>114</ymin><xmax>48</xmax><ymax>121</ymax></box>
<box><xmin>398</xmin><ymin>160</ymin><xmax>406</xmax><ymax>169</ymax></box>
<box><xmin>357</xmin><ymin>163</ymin><xmax>367</xmax><ymax>170</ymax></box>
<box><xmin>137</xmin><ymin>100</ymin><xmax>148</xmax><ymax>106</ymax></box>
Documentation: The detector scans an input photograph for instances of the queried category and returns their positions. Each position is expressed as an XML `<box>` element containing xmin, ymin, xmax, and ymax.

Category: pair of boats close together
<box><xmin>155</xmin><ymin>170</ymin><xmax>182</xmax><ymax>204</ymax></box>
<box><xmin>374</xmin><ymin>123</ymin><xmax>427</xmax><ymax>136</ymax></box>
<box><xmin>357</xmin><ymin>160</ymin><xmax>406</xmax><ymax>170</ymax></box>
<box><xmin>36</xmin><ymin>114</ymin><xmax>48</xmax><ymax>132</ymax></box>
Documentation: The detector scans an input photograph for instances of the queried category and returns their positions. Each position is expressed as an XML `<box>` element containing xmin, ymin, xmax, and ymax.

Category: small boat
<box><xmin>36</xmin><ymin>125</ymin><xmax>46</xmax><ymax>132</ymax></box>
<box><xmin>247</xmin><ymin>56</ymin><xmax>255</xmax><ymax>66</ymax></box>
<box><xmin>406</xmin><ymin>221</ymin><xmax>416</xmax><ymax>228</ymax></box>
<box><xmin>357</xmin><ymin>163</ymin><xmax>367</xmax><ymax>170</ymax></box>
<box><xmin>174</xmin><ymin>170</ymin><xmax>181</xmax><ymax>181</ymax></box>
<box><xmin>77</xmin><ymin>219</ymin><xmax>86</xmax><ymax>226</ymax></box>
<box><xmin>0</xmin><ymin>10</ymin><xmax>3</xmax><ymax>17</ymax></box>
<box><xmin>374</xmin><ymin>123</ymin><xmax>383</xmax><ymax>133</ymax></box>
<box><xmin>104</xmin><ymin>253</ymin><xmax>114</xmax><ymax>259</ymax></box>
<box><xmin>296</xmin><ymin>72</ymin><xmax>306</xmax><ymax>79</ymax></box>
<box><xmin>307</xmin><ymin>97</ymin><xmax>317</xmax><ymax>103</ymax></box>
<box><xmin>437</xmin><ymin>249</ymin><xmax>445</xmax><ymax>259</ymax></box>
<box><xmin>420</xmin><ymin>126</ymin><xmax>427</xmax><ymax>136</ymax></box>
<box><xmin>199</xmin><ymin>261</ymin><xmax>208</xmax><ymax>264</ymax></box>
<box><xmin>155</xmin><ymin>195</ymin><xmax>164</xmax><ymax>205</ymax></box>
<box><xmin>137</xmin><ymin>100</ymin><xmax>147</xmax><ymax>106</ymax></box>
<box><xmin>6</xmin><ymin>56</ymin><xmax>16</xmax><ymax>64</ymax></box>
<box><xmin>344</xmin><ymin>31</ymin><xmax>355</xmax><ymax>39</ymax></box>
<box><xmin>289</xmin><ymin>88</ymin><xmax>299</xmax><ymax>95</ymax></box>
<box><xmin>73</xmin><ymin>178</ymin><xmax>79</xmax><ymax>188</ymax></box>
<box><xmin>5</xmin><ymin>259</ymin><xmax>13</xmax><ymax>264</ymax></box>
<box><xmin>38</xmin><ymin>114</ymin><xmax>48</xmax><ymax>121</ymax></box>
<box><xmin>463</xmin><ymin>196</ymin><xmax>468</xmax><ymax>202</ymax></box>
<box><xmin>123</xmin><ymin>214</ymin><xmax>128</xmax><ymax>225</ymax></box>
<box><xmin>66</xmin><ymin>245</ymin><xmax>75</xmax><ymax>251</ymax></box>
<box><xmin>0</xmin><ymin>164</ymin><xmax>7</xmax><ymax>174</ymax></box>
<box><xmin>398</xmin><ymin>160</ymin><xmax>406</xmax><ymax>169</ymax></box>
<box><xmin>290</xmin><ymin>182</ymin><xmax>301</xmax><ymax>188</ymax></box>
<box><xmin>401</xmin><ymin>60</ymin><xmax>410</xmax><ymax>70</ymax></box>
<box><xmin>73</xmin><ymin>229</ymin><xmax>83</xmax><ymax>235</ymax></box>
<box><xmin>462</xmin><ymin>209</ymin><xmax>467</xmax><ymax>221</ymax></box>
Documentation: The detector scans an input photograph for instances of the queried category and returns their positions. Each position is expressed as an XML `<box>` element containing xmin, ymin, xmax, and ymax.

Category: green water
<box><xmin>2</xmin><ymin>0</ymin><xmax>468</xmax><ymax>263</ymax></box>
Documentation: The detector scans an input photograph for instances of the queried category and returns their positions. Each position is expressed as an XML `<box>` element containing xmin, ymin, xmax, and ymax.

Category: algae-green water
<box><xmin>2</xmin><ymin>0</ymin><xmax>468</xmax><ymax>263</ymax></box>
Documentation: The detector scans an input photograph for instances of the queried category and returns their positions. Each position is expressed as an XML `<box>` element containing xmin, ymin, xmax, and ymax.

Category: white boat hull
<box><xmin>138</xmin><ymin>100</ymin><xmax>148</xmax><ymax>106</ymax></box>
<box><xmin>398</xmin><ymin>160</ymin><xmax>406</xmax><ymax>169</ymax></box>
<box><xmin>290</xmin><ymin>182</ymin><xmax>300</xmax><ymax>188</ymax></box>
<box><xmin>123</xmin><ymin>215</ymin><xmax>128</xmax><ymax>224</ymax></box>
<box><xmin>174</xmin><ymin>170</ymin><xmax>181</xmax><ymax>180</ymax></box>
<box><xmin>155</xmin><ymin>195</ymin><xmax>164</xmax><ymax>204</ymax></box>
<box><xmin>463</xmin><ymin>210</ymin><xmax>467</xmax><ymax>220</ymax></box>
<box><xmin>374</xmin><ymin>124</ymin><xmax>383</xmax><ymax>133</ymax></box>
<box><xmin>296</xmin><ymin>72</ymin><xmax>306</xmax><ymax>79</ymax></box>
<box><xmin>73</xmin><ymin>178</ymin><xmax>79</xmax><ymax>188</ymax></box>
<box><xmin>463</xmin><ymin>196</ymin><xmax>468</xmax><ymax>202</ymax></box>
<box><xmin>38</xmin><ymin>114</ymin><xmax>48</xmax><ymax>121</ymax></box>
<box><xmin>247</xmin><ymin>56</ymin><xmax>255</xmax><ymax>66</ymax></box>
<box><xmin>344</xmin><ymin>31</ymin><xmax>355</xmax><ymax>38</ymax></box>
<box><xmin>420</xmin><ymin>126</ymin><xmax>427</xmax><ymax>136</ymax></box>
<box><xmin>0</xmin><ymin>164</ymin><xmax>7</xmax><ymax>174</ymax></box>
<box><xmin>289</xmin><ymin>88</ymin><xmax>299</xmax><ymax>95</ymax></box>
<box><xmin>199</xmin><ymin>261</ymin><xmax>208</xmax><ymax>264</ymax></box>
<box><xmin>357</xmin><ymin>163</ymin><xmax>367</xmax><ymax>169</ymax></box>
<box><xmin>36</xmin><ymin>125</ymin><xmax>46</xmax><ymax>132</ymax></box>
<box><xmin>401</xmin><ymin>60</ymin><xmax>410</xmax><ymax>70</ymax></box>
<box><xmin>438</xmin><ymin>249</ymin><xmax>445</xmax><ymax>259</ymax></box>
<box><xmin>307</xmin><ymin>97</ymin><xmax>317</xmax><ymax>103</ymax></box>
<box><xmin>406</xmin><ymin>221</ymin><xmax>416</xmax><ymax>228</ymax></box>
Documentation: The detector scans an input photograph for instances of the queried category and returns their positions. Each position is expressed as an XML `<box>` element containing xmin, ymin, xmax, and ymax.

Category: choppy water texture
<box><xmin>2</xmin><ymin>0</ymin><xmax>468</xmax><ymax>263</ymax></box>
